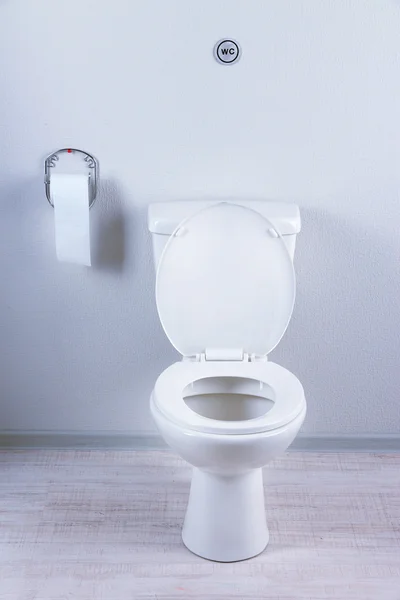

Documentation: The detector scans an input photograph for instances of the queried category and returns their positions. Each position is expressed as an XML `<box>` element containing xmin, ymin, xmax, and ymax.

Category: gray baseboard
<box><xmin>291</xmin><ymin>434</ymin><xmax>400</xmax><ymax>452</ymax></box>
<box><xmin>0</xmin><ymin>431</ymin><xmax>399</xmax><ymax>452</ymax></box>
<box><xmin>0</xmin><ymin>432</ymin><xmax>166</xmax><ymax>450</ymax></box>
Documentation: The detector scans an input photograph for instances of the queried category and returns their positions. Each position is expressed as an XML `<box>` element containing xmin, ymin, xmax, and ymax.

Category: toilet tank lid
<box><xmin>148</xmin><ymin>200</ymin><xmax>301</xmax><ymax>236</ymax></box>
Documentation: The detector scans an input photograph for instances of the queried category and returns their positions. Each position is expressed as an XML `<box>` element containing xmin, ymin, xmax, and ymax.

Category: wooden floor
<box><xmin>0</xmin><ymin>450</ymin><xmax>399</xmax><ymax>600</ymax></box>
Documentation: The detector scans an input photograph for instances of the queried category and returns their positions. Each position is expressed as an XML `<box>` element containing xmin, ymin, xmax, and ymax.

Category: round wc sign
<box><xmin>214</xmin><ymin>39</ymin><xmax>241</xmax><ymax>65</ymax></box>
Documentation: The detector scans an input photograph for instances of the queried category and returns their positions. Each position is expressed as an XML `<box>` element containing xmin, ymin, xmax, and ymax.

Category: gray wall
<box><xmin>1</xmin><ymin>0</ymin><xmax>399</xmax><ymax>437</ymax></box>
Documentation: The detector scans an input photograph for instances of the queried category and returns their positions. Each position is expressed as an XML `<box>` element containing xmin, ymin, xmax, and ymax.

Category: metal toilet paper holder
<box><xmin>44</xmin><ymin>148</ymin><xmax>98</xmax><ymax>208</ymax></box>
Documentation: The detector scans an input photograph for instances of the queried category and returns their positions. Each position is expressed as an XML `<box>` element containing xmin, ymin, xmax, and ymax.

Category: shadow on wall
<box><xmin>91</xmin><ymin>179</ymin><xmax>126</xmax><ymax>272</ymax></box>
<box><xmin>283</xmin><ymin>206</ymin><xmax>400</xmax><ymax>434</ymax></box>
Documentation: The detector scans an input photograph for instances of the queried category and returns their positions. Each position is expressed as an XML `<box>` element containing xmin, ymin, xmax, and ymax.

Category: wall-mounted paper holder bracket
<box><xmin>44</xmin><ymin>148</ymin><xmax>98</xmax><ymax>208</ymax></box>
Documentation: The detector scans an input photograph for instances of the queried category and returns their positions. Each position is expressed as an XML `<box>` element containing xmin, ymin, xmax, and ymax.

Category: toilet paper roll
<box><xmin>51</xmin><ymin>173</ymin><xmax>91</xmax><ymax>266</ymax></box>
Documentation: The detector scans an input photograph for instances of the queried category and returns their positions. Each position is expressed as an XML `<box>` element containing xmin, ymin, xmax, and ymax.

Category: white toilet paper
<box><xmin>51</xmin><ymin>173</ymin><xmax>91</xmax><ymax>266</ymax></box>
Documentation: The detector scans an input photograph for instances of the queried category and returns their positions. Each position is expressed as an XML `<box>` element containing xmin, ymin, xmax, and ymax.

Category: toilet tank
<box><xmin>148</xmin><ymin>200</ymin><xmax>301</xmax><ymax>270</ymax></box>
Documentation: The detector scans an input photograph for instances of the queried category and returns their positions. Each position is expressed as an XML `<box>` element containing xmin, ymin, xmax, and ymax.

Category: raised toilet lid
<box><xmin>156</xmin><ymin>202</ymin><xmax>295</xmax><ymax>358</ymax></box>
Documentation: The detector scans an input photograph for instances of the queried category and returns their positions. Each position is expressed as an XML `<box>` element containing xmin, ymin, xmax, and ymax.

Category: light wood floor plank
<box><xmin>0</xmin><ymin>450</ymin><xmax>399</xmax><ymax>599</ymax></box>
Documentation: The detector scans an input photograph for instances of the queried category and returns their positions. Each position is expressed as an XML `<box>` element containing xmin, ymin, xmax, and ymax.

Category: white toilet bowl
<box><xmin>151</xmin><ymin>359</ymin><xmax>305</xmax><ymax>561</ymax></box>
<box><xmin>148</xmin><ymin>201</ymin><xmax>305</xmax><ymax>562</ymax></box>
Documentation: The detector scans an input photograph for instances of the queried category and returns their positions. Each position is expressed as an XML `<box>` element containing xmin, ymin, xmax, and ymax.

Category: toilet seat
<box><xmin>152</xmin><ymin>360</ymin><xmax>305</xmax><ymax>435</ymax></box>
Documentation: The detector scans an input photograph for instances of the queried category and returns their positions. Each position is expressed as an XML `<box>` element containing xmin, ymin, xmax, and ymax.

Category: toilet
<box><xmin>148</xmin><ymin>200</ymin><xmax>306</xmax><ymax>562</ymax></box>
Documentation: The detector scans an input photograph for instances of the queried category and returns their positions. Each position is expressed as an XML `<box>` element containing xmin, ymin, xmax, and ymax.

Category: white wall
<box><xmin>0</xmin><ymin>0</ymin><xmax>399</xmax><ymax>436</ymax></box>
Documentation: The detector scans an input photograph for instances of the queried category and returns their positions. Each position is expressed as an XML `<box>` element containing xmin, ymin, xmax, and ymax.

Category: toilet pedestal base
<box><xmin>182</xmin><ymin>467</ymin><xmax>269</xmax><ymax>562</ymax></box>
